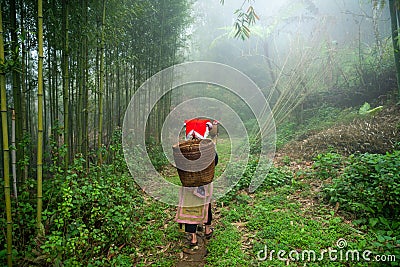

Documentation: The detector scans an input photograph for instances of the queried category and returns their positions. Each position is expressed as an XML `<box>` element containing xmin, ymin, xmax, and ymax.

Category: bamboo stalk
<box><xmin>62</xmin><ymin>0</ymin><xmax>69</xmax><ymax>169</ymax></box>
<box><xmin>37</xmin><ymin>0</ymin><xmax>44</xmax><ymax>237</ymax></box>
<box><xmin>0</xmin><ymin>3</ymin><xmax>14</xmax><ymax>265</ymax></box>
<box><xmin>11</xmin><ymin>109</ymin><xmax>17</xmax><ymax>202</ymax></box>
<box><xmin>20</xmin><ymin>0</ymin><xmax>28</xmax><ymax>183</ymax></box>
<box><xmin>10</xmin><ymin>0</ymin><xmax>22</xmax><ymax>182</ymax></box>
<box><xmin>83</xmin><ymin>0</ymin><xmax>89</xmax><ymax>169</ymax></box>
<box><xmin>98</xmin><ymin>0</ymin><xmax>106</xmax><ymax>165</ymax></box>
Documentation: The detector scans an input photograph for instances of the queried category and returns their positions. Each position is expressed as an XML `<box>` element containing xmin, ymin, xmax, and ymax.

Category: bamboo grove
<box><xmin>1</xmin><ymin>0</ymin><xmax>192</xmax><ymax>265</ymax></box>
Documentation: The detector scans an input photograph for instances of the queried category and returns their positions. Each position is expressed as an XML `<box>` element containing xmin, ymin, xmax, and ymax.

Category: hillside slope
<box><xmin>278</xmin><ymin>104</ymin><xmax>400</xmax><ymax>160</ymax></box>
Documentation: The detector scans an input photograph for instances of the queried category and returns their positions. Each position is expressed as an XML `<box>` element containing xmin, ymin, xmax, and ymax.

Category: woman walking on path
<box><xmin>175</xmin><ymin>118</ymin><xmax>217</xmax><ymax>250</ymax></box>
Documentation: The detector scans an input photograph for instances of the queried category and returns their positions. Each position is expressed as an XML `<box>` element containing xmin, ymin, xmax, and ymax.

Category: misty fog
<box><xmin>175</xmin><ymin>0</ymin><xmax>393</xmax><ymax>126</ymax></box>
<box><xmin>188</xmin><ymin>0</ymin><xmax>391</xmax><ymax>87</ymax></box>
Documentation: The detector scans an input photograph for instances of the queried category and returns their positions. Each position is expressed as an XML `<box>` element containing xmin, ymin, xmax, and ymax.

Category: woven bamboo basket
<box><xmin>172</xmin><ymin>139</ymin><xmax>215</xmax><ymax>187</ymax></box>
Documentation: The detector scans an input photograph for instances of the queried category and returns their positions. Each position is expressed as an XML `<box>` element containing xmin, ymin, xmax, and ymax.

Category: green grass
<box><xmin>206</xmin><ymin>185</ymin><xmax>378</xmax><ymax>266</ymax></box>
<box><xmin>214</xmin><ymin>136</ymin><xmax>232</xmax><ymax>181</ymax></box>
<box><xmin>12</xmin><ymin>132</ymin><xmax>395</xmax><ymax>266</ymax></box>
<box><xmin>206</xmin><ymin>221</ymin><xmax>249</xmax><ymax>267</ymax></box>
<box><xmin>164</xmin><ymin>173</ymin><xmax>181</xmax><ymax>186</ymax></box>
<box><xmin>133</xmin><ymin>136</ymin><xmax>398</xmax><ymax>267</ymax></box>
<box><xmin>201</xmin><ymin>139</ymin><xmax>383</xmax><ymax>267</ymax></box>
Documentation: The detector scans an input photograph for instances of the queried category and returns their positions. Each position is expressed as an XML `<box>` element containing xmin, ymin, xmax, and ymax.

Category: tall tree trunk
<box><xmin>51</xmin><ymin>3</ymin><xmax>59</xmax><ymax>154</ymax></box>
<box><xmin>11</xmin><ymin>110</ymin><xmax>17</xmax><ymax>202</ymax></box>
<box><xmin>37</xmin><ymin>0</ymin><xmax>45</xmax><ymax>237</ymax></box>
<box><xmin>125</xmin><ymin>56</ymin><xmax>129</xmax><ymax>110</ymax></box>
<box><xmin>20</xmin><ymin>0</ymin><xmax>28</xmax><ymax>183</ymax></box>
<box><xmin>69</xmin><ymin>55</ymin><xmax>75</xmax><ymax>156</ymax></box>
<box><xmin>94</xmin><ymin>48</ymin><xmax>98</xmax><ymax>151</ymax></box>
<box><xmin>48</xmin><ymin>43</ymin><xmax>53</xmax><ymax>141</ymax></box>
<box><xmin>62</xmin><ymin>0</ymin><xmax>70</xmax><ymax>168</ymax></box>
<box><xmin>389</xmin><ymin>0</ymin><xmax>400</xmax><ymax>99</ymax></box>
<box><xmin>105</xmin><ymin>51</ymin><xmax>111</xmax><ymax>150</ymax></box>
<box><xmin>48</xmin><ymin>43</ymin><xmax>53</xmax><ymax>136</ymax></box>
<box><xmin>0</xmin><ymin>4</ymin><xmax>14</xmax><ymax>265</ymax></box>
<box><xmin>117</xmin><ymin>48</ymin><xmax>121</xmax><ymax>127</ymax></box>
<box><xmin>10</xmin><ymin>0</ymin><xmax>22</xmax><ymax>185</ymax></box>
<box><xmin>77</xmin><ymin>21</ymin><xmax>83</xmax><ymax>155</ymax></box>
<box><xmin>83</xmin><ymin>0</ymin><xmax>89</xmax><ymax>168</ymax></box>
<box><xmin>98</xmin><ymin>0</ymin><xmax>106</xmax><ymax>165</ymax></box>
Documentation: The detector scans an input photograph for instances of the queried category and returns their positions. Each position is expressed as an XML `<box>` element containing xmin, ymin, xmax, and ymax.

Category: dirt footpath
<box><xmin>175</xmin><ymin>232</ymin><xmax>208</xmax><ymax>267</ymax></box>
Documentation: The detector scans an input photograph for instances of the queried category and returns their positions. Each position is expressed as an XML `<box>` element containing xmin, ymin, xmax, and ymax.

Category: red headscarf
<box><xmin>184</xmin><ymin>118</ymin><xmax>212</xmax><ymax>139</ymax></box>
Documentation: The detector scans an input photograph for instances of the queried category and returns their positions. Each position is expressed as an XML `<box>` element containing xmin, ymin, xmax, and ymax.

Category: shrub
<box><xmin>276</xmin><ymin>121</ymin><xmax>296</xmax><ymax>148</ymax></box>
<box><xmin>323</xmin><ymin>150</ymin><xmax>400</xmax><ymax>219</ymax></box>
<box><xmin>21</xmin><ymin>158</ymin><xmax>144</xmax><ymax>266</ymax></box>
<box><xmin>312</xmin><ymin>152</ymin><xmax>344</xmax><ymax>180</ymax></box>
<box><xmin>249</xmin><ymin>134</ymin><xmax>261</xmax><ymax>155</ymax></box>
<box><xmin>145</xmin><ymin>139</ymin><xmax>169</xmax><ymax>171</ymax></box>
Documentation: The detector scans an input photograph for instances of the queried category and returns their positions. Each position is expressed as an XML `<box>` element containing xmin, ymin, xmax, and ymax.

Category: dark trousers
<box><xmin>184</xmin><ymin>203</ymin><xmax>212</xmax><ymax>233</ymax></box>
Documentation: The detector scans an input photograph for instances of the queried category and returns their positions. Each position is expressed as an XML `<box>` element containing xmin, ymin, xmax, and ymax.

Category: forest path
<box><xmin>174</xmin><ymin>205</ymin><xmax>225</xmax><ymax>267</ymax></box>
<box><xmin>175</xmin><ymin>232</ymin><xmax>208</xmax><ymax>267</ymax></box>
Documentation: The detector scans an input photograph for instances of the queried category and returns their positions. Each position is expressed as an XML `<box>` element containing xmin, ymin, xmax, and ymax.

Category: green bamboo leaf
<box><xmin>359</xmin><ymin>102</ymin><xmax>371</xmax><ymax>115</ymax></box>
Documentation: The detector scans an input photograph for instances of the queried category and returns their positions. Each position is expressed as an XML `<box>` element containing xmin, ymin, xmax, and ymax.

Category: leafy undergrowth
<box><xmin>206</xmin><ymin>169</ymin><xmax>388</xmax><ymax>266</ymax></box>
<box><xmin>2</xmin><ymin>133</ymin><xmax>399</xmax><ymax>266</ymax></box>
<box><xmin>204</xmin><ymin>140</ymin><xmax>399</xmax><ymax>266</ymax></box>
<box><xmin>2</xmin><ymin>161</ymin><xmax>186</xmax><ymax>266</ymax></box>
<box><xmin>316</xmin><ymin>150</ymin><xmax>400</xmax><ymax>264</ymax></box>
<box><xmin>0</xmin><ymin>136</ymin><xmax>188</xmax><ymax>266</ymax></box>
